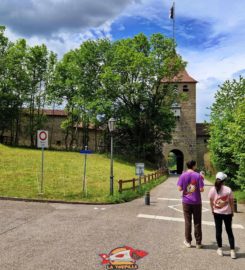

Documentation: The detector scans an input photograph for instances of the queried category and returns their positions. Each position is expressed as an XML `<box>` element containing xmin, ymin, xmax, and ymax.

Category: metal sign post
<box><xmin>83</xmin><ymin>146</ymin><xmax>88</xmax><ymax>196</ymax></box>
<box><xmin>41</xmin><ymin>146</ymin><xmax>44</xmax><ymax>194</ymax></box>
<box><xmin>37</xmin><ymin>130</ymin><xmax>48</xmax><ymax>194</ymax></box>
<box><xmin>80</xmin><ymin>147</ymin><xmax>93</xmax><ymax>197</ymax></box>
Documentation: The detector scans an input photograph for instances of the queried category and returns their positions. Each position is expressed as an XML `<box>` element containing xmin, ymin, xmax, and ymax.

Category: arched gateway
<box><xmin>167</xmin><ymin>149</ymin><xmax>184</xmax><ymax>174</ymax></box>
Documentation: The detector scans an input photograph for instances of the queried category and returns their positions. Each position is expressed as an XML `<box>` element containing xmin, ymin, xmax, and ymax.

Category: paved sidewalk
<box><xmin>0</xmin><ymin>176</ymin><xmax>244</xmax><ymax>270</ymax></box>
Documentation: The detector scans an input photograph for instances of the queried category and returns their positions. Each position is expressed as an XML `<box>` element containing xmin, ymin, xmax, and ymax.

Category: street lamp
<box><xmin>171</xmin><ymin>102</ymin><xmax>181</xmax><ymax>118</ymax></box>
<box><xmin>108</xmin><ymin>117</ymin><xmax>116</xmax><ymax>195</ymax></box>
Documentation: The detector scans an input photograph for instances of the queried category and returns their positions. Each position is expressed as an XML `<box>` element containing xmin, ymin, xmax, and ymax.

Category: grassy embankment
<box><xmin>0</xmin><ymin>144</ymin><xmax>166</xmax><ymax>203</ymax></box>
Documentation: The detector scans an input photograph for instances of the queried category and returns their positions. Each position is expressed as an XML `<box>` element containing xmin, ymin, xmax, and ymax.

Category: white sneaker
<box><xmin>230</xmin><ymin>249</ymin><xmax>236</xmax><ymax>259</ymax></box>
<box><xmin>217</xmin><ymin>248</ymin><xmax>223</xmax><ymax>256</ymax></box>
<box><xmin>196</xmin><ymin>244</ymin><xmax>202</xmax><ymax>249</ymax></box>
<box><xmin>183</xmin><ymin>240</ymin><xmax>191</xmax><ymax>248</ymax></box>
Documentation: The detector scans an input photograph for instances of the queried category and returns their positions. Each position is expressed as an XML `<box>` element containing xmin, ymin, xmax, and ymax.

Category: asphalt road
<box><xmin>0</xmin><ymin>176</ymin><xmax>245</xmax><ymax>270</ymax></box>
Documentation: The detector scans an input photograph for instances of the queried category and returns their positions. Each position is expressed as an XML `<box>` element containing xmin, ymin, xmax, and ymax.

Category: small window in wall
<box><xmin>183</xmin><ymin>85</ymin><xmax>189</xmax><ymax>92</ymax></box>
<box><xmin>56</xmin><ymin>140</ymin><xmax>61</xmax><ymax>146</ymax></box>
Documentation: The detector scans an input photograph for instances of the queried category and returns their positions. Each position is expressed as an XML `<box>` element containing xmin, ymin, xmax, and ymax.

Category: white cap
<box><xmin>216</xmin><ymin>172</ymin><xmax>227</xmax><ymax>181</ymax></box>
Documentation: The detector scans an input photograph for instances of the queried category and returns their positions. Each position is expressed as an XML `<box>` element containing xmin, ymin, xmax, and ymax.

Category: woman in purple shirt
<box><xmin>177</xmin><ymin>160</ymin><xmax>204</xmax><ymax>248</ymax></box>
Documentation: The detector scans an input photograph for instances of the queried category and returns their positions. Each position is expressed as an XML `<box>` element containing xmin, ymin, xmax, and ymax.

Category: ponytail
<box><xmin>215</xmin><ymin>180</ymin><xmax>224</xmax><ymax>194</ymax></box>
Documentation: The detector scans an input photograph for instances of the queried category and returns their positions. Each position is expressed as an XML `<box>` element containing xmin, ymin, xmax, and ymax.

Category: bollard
<box><xmin>145</xmin><ymin>191</ymin><xmax>150</xmax><ymax>205</ymax></box>
<box><xmin>234</xmin><ymin>198</ymin><xmax>238</xmax><ymax>213</ymax></box>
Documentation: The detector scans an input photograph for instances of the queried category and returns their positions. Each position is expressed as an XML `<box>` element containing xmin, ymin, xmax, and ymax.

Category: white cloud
<box><xmin>2</xmin><ymin>0</ymin><xmax>245</xmax><ymax>122</ymax></box>
<box><xmin>5</xmin><ymin>20</ymin><xmax>114</xmax><ymax>57</ymax></box>
<box><xmin>0</xmin><ymin>0</ymin><xmax>137</xmax><ymax>36</ymax></box>
<box><xmin>178</xmin><ymin>12</ymin><xmax>245</xmax><ymax>122</ymax></box>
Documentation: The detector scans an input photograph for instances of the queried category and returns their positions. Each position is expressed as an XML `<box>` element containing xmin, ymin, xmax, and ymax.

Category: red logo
<box><xmin>39</xmin><ymin>131</ymin><xmax>47</xmax><ymax>141</ymax></box>
<box><xmin>99</xmin><ymin>246</ymin><xmax>148</xmax><ymax>269</ymax></box>
<box><xmin>185</xmin><ymin>179</ymin><xmax>197</xmax><ymax>194</ymax></box>
<box><xmin>214</xmin><ymin>195</ymin><xmax>229</xmax><ymax>209</ymax></box>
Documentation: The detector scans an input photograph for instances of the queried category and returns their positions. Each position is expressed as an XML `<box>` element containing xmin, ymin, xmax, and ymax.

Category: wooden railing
<box><xmin>118</xmin><ymin>168</ymin><xmax>167</xmax><ymax>193</ymax></box>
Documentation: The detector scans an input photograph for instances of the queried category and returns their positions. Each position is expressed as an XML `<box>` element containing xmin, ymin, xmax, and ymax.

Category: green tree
<box><xmin>228</xmin><ymin>99</ymin><xmax>245</xmax><ymax>190</ymax></box>
<box><xmin>209</xmin><ymin>77</ymin><xmax>245</xmax><ymax>189</ymax></box>
<box><xmin>26</xmin><ymin>44</ymin><xmax>51</xmax><ymax>146</ymax></box>
<box><xmin>45</xmin><ymin>51</ymin><xmax>58</xmax><ymax>147</ymax></box>
<box><xmin>0</xmin><ymin>27</ymin><xmax>30</xmax><ymax>145</ymax></box>
<box><xmin>0</xmin><ymin>26</ymin><xmax>12</xmax><ymax>142</ymax></box>
<box><xmin>49</xmin><ymin>50</ymin><xmax>81</xmax><ymax>149</ymax></box>
<box><xmin>50</xmin><ymin>39</ymin><xmax>112</xmax><ymax>150</ymax></box>
<box><xmin>99</xmin><ymin>33</ymin><xmax>185</xmax><ymax>165</ymax></box>
<box><xmin>74</xmin><ymin>39</ymin><xmax>112</xmax><ymax>149</ymax></box>
<box><xmin>5</xmin><ymin>39</ymin><xmax>30</xmax><ymax>144</ymax></box>
<box><xmin>50</xmin><ymin>33</ymin><xmax>185</xmax><ymax>163</ymax></box>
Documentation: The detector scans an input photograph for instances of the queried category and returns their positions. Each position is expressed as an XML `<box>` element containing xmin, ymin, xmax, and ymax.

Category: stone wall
<box><xmin>2</xmin><ymin>113</ymin><xmax>104</xmax><ymax>151</ymax></box>
<box><xmin>196</xmin><ymin>135</ymin><xmax>209</xmax><ymax>169</ymax></box>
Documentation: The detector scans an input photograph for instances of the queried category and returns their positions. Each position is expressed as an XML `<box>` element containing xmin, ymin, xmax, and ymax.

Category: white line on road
<box><xmin>168</xmin><ymin>204</ymin><xmax>209</xmax><ymax>213</ymax></box>
<box><xmin>158</xmin><ymin>198</ymin><xmax>210</xmax><ymax>203</ymax></box>
<box><xmin>94</xmin><ymin>207</ymin><xmax>106</xmax><ymax>210</ymax></box>
<box><xmin>168</xmin><ymin>204</ymin><xmax>184</xmax><ymax>213</ymax></box>
<box><xmin>137</xmin><ymin>214</ymin><xmax>244</xmax><ymax>229</ymax></box>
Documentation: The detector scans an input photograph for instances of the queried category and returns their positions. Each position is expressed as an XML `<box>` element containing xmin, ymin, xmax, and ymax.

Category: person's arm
<box><xmin>208</xmin><ymin>188</ymin><xmax>214</xmax><ymax>214</ymax></box>
<box><xmin>199</xmin><ymin>175</ymin><xmax>204</xmax><ymax>192</ymax></box>
<box><xmin>209</xmin><ymin>199</ymin><xmax>214</xmax><ymax>214</ymax></box>
<box><xmin>177</xmin><ymin>176</ymin><xmax>183</xmax><ymax>192</ymax></box>
<box><xmin>178</xmin><ymin>186</ymin><xmax>183</xmax><ymax>191</ymax></box>
<box><xmin>230</xmin><ymin>192</ymin><xmax>235</xmax><ymax>216</ymax></box>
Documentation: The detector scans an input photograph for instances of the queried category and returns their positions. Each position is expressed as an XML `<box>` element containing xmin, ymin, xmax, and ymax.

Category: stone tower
<box><xmin>163</xmin><ymin>69</ymin><xmax>198</xmax><ymax>173</ymax></box>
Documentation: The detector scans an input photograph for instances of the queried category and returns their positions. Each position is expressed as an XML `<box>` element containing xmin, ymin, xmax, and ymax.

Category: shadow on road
<box><xmin>203</xmin><ymin>243</ymin><xmax>218</xmax><ymax>250</ymax></box>
<box><xmin>204</xmin><ymin>243</ymin><xmax>245</xmax><ymax>259</ymax></box>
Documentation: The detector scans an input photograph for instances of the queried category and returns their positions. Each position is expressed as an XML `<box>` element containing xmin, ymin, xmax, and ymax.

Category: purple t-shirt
<box><xmin>177</xmin><ymin>171</ymin><xmax>204</xmax><ymax>205</ymax></box>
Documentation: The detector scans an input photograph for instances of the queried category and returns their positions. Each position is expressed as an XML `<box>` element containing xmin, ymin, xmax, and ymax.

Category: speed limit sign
<box><xmin>37</xmin><ymin>130</ymin><xmax>48</xmax><ymax>148</ymax></box>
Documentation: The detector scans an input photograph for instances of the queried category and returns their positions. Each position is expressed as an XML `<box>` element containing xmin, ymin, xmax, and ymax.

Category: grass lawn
<box><xmin>0</xmin><ymin>144</ymin><xmax>166</xmax><ymax>203</ymax></box>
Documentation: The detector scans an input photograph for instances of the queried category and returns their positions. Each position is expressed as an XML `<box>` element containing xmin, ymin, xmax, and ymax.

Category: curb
<box><xmin>0</xmin><ymin>196</ymin><xmax>116</xmax><ymax>205</ymax></box>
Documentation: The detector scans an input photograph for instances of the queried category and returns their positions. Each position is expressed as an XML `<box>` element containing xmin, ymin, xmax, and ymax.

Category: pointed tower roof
<box><xmin>161</xmin><ymin>69</ymin><xmax>197</xmax><ymax>83</ymax></box>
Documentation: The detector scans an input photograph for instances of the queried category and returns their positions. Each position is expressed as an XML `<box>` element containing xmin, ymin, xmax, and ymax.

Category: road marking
<box><xmin>94</xmin><ymin>207</ymin><xmax>106</xmax><ymax>210</ymax></box>
<box><xmin>137</xmin><ymin>214</ymin><xmax>244</xmax><ymax>229</ymax></box>
<box><xmin>158</xmin><ymin>198</ymin><xmax>210</xmax><ymax>203</ymax></box>
<box><xmin>168</xmin><ymin>204</ymin><xmax>184</xmax><ymax>213</ymax></box>
<box><xmin>168</xmin><ymin>204</ymin><xmax>209</xmax><ymax>213</ymax></box>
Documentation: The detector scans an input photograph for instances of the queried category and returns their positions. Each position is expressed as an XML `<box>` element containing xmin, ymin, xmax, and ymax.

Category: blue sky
<box><xmin>1</xmin><ymin>0</ymin><xmax>245</xmax><ymax>122</ymax></box>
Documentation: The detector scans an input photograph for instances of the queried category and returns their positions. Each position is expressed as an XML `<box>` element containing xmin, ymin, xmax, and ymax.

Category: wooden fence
<box><xmin>118</xmin><ymin>168</ymin><xmax>167</xmax><ymax>193</ymax></box>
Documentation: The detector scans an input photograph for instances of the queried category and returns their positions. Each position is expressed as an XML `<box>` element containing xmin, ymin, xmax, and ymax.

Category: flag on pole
<box><xmin>169</xmin><ymin>3</ymin><xmax>174</xmax><ymax>19</ymax></box>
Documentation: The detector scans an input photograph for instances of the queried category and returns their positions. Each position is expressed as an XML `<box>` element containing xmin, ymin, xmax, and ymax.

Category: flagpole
<box><xmin>173</xmin><ymin>1</ymin><xmax>175</xmax><ymax>44</ymax></box>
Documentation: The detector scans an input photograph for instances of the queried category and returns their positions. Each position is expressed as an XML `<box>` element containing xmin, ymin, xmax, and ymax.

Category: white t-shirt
<box><xmin>208</xmin><ymin>185</ymin><xmax>233</xmax><ymax>214</ymax></box>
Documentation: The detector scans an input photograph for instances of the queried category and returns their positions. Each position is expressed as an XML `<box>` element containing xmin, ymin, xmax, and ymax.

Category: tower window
<box><xmin>183</xmin><ymin>85</ymin><xmax>189</xmax><ymax>92</ymax></box>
